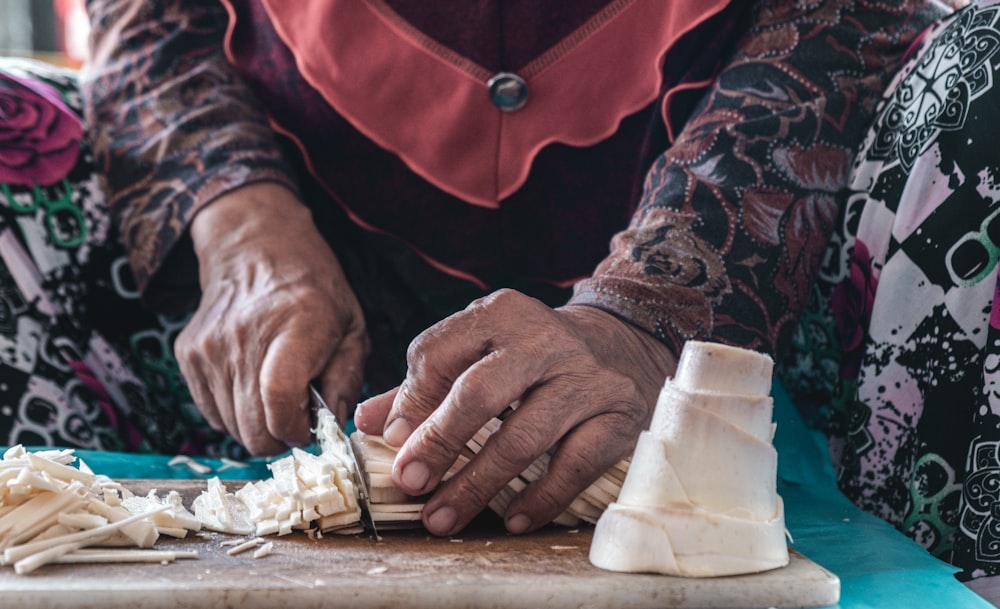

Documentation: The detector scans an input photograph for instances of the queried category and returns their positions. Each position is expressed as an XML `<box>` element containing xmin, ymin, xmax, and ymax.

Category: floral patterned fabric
<box><xmin>779</xmin><ymin>0</ymin><xmax>1000</xmax><ymax>588</ymax></box>
<box><xmin>0</xmin><ymin>59</ymin><xmax>245</xmax><ymax>458</ymax></box>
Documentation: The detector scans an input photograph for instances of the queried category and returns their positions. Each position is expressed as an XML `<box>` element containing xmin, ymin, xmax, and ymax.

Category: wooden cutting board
<box><xmin>0</xmin><ymin>480</ymin><xmax>839</xmax><ymax>609</ymax></box>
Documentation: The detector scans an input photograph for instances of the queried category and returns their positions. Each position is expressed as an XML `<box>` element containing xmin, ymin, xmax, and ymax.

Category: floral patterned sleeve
<box><xmin>569</xmin><ymin>0</ymin><xmax>948</xmax><ymax>359</ymax></box>
<box><xmin>81</xmin><ymin>0</ymin><xmax>299</xmax><ymax>313</ymax></box>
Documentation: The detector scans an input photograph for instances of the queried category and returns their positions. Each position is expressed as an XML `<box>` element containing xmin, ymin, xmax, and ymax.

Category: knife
<box><xmin>308</xmin><ymin>384</ymin><xmax>379</xmax><ymax>538</ymax></box>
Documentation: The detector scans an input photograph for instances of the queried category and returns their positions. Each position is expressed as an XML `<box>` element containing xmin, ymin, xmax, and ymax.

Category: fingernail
<box><xmin>383</xmin><ymin>418</ymin><xmax>412</xmax><ymax>446</ymax></box>
<box><xmin>426</xmin><ymin>506</ymin><xmax>457</xmax><ymax>534</ymax></box>
<box><xmin>506</xmin><ymin>513</ymin><xmax>531</xmax><ymax>534</ymax></box>
<box><xmin>354</xmin><ymin>398</ymin><xmax>369</xmax><ymax>418</ymax></box>
<box><xmin>399</xmin><ymin>460</ymin><xmax>430</xmax><ymax>492</ymax></box>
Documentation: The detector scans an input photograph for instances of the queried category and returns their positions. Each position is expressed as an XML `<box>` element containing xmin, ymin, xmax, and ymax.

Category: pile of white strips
<box><xmin>0</xmin><ymin>409</ymin><xmax>369</xmax><ymax>574</ymax></box>
<box><xmin>0</xmin><ymin>445</ymin><xmax>201</xmax><ymax>574</ymax></box>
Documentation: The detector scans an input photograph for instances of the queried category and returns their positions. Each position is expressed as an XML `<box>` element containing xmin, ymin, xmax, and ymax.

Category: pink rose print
<box><xmin>0</xmin><ymin>73</ymin><xmax>82</xmax><ymax>187</ymax></box>
<box><xmin>830</xmin><ymin>240</ymin><xmax>877</xmax><ymax>378</ymax></box>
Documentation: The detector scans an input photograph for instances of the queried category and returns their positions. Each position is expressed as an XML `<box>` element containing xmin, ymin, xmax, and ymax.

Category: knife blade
<box><xmin>308</xmin><ymin>384</ymin><xmax>379</xmax><ymax>538</ymax></box>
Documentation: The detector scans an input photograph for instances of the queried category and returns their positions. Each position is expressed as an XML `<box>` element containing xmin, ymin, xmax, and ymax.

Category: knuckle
<box><xmin>479</xmin><ymin>288</ymin><xmax>523</xmax><ymax>309</ymax></box>
<box><xmin>394</xmin><ymin>379</ymin><xmax>440</xmax><ymax>419</ymax></box>
<box><xmin>470</xmin><ymin>289</ymin><xmax>537</xmax><ymax>328</ymax></box>
<box><xmin>518</xmin><ymin>454</ymin><xmax>598</xmax><ymax>521</ymax></box>
<box><xmin>258</xmin><ymin>374</ymin><xmax>296</xmax><ymax>408</ymax></box>
<box><xmin>178</xmin><ymin>326</ymin><xmax>224</xmax><ymax>363</ymax></box>
<box><xmin>452</xmin><ymin>372</ymin><xmax>494</xmax><ymax>411</ymax></box>
<box><xmin>486</xmin><ymin>427</ymin><xmax>545</xmax><ymax>473</ymax></box>
<box><xmin>404</xmin><ymin>314</ymin><xmax>461</xmax><ymax>371</ymax></box>
<box><xmin>411</xmin><ymin>422</ymin><xmax>465</xmax><ymax>467</ymax></box>
<box><xmin>446</xmin><ymin>469</ymin><xmax>500</xmax><ymax>509</ymax></box>
<box><xmin>173</xmin><ymin>329</ymin><xmax>198</xmax><ymax>364</ymax></box>
<box><xmin>526</xmin><ymin>480</ymin><xmax>571</xmax><ymax>517</ymax></box>
<box><xmin>404</xmin><ymin>332</ymin><xmax>432</xmax><ymax>374</ymax></box>
<box><xmin>581</xmin><ymin>369</ymin><xmax>647</xmax><ymax>422</ymax></box>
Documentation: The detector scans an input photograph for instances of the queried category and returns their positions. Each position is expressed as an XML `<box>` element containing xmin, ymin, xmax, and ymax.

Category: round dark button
<box><xmin>487</xmin><ymin>72</ymin><xmax>529</xmax><ymax>112</ymax></box>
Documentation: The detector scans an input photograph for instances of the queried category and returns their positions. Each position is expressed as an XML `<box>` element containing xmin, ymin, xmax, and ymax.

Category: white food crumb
<box><xmin>217</xmin><ymin>458</ymin><xmax>250</xmax><ymax>472</ymax></box>
<box><xmin>253</xmin><ymin>541</ymin><xmax>275</xmax><ymax>559</ymax></box>
<box><xmin>226</xmin><ymin>537</ymin><xmax>266</xmax><ymax>556</ymax></box>
<box><xmin>168</xmin><ymin>455</ymin><xmax>212</xmax><ymax>475</ymax></box>
<box><xmin>218</xmin><ymin>538</ymin><xmax>245</xmax><ymax>547</ymax></box>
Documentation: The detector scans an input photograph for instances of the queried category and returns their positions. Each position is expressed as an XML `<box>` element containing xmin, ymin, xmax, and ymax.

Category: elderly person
<box><xmin>1</xmin><ymin>0</ymin><xmax>943</xmax><ymax>543</ymax></box>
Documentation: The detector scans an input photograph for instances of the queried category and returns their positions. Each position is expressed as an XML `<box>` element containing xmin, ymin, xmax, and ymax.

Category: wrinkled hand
<box><xmin>354</xmin><ymin>289</ymin><xmax>676</xmax><ymax>536</ymax></box>
<box><xmin>176</xmin><ymin>183</ymin><xmax>369</xmax><ymax>455</ymax></box>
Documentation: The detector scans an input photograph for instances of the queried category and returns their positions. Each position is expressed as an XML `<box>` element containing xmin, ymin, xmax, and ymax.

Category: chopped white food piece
<box><xmin>168</xmin><ymin>455</ymin><xmax>213</xmax><ymax>475</ymax></box>
<box><xmin>252</xmin><ymin>541</ymin><xmax>274</xmax><ymax>559</ymax></box>
<box><xmin>57</xmin><ymin>512</ymin><xmax>108</xmax><ymax>530</ymax></box>
<box><xmin>190</xmin><ymin>408</ymin><xmax>364</xmax><ymax>537</ymax></box>
<box><xmin>217</xmin><ymin>458</ymin><xmax>250</xmax><ymax>472</ymax></box>
<box><xmin>55</xmin><ymin>549</ymin><xmax>199</xmax><ymax>563</ymax></box>
<box><xmin>14</xmin><ymin>540</ymin><xmax>87</xmax><ymax>575</ymax></box>
<box><xmin>3</xmin><ymin>505</ymin><xmax>169</xmax><ymax>566</ymax></box>
<box><xmin>226</xmin><ymin>537</ymin><xmax>266</xmax><ymax>556</ymax></box>
<box><xmin>191</xmin><ymin>478</ymin><xmax>254</xmax><ymax>536</ymax></box>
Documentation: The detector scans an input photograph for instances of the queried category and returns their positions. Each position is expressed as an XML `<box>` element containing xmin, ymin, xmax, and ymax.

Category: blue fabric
<box><xmin>772</xmin><ymin>381</ymin><xmax>992</xmax><ymax>608</ymax></box>
<box><xmin>3</xmin><ymin>400</ymin><xmax>991</xmax><ymax>607</ymax></box>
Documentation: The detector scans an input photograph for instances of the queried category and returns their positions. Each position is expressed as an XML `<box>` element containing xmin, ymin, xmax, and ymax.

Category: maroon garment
<box><xmin>222</xmin><ymin>0</ymin><xmax>746</xmax><ymax>291</ymax></box>
<box><xmin>82</xmin><ymin>0</ymin><xmax>946</xmax><ymax>376</ymax></box>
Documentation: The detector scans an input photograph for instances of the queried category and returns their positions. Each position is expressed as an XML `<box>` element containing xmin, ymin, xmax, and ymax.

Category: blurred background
<box><xmin>0</xmin><ymin>0</ymin><xmax>89</xmax><ymax>67</ymax></box>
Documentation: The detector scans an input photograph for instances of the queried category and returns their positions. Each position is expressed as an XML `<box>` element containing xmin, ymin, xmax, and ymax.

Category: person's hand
<box><xmin>175</xmin><ymin>182</ymin><xmax>369</xmax><ymax>455</ymax></box>
<box><xmin>353</xmin><ymin>289</ymin><xmax>676</xmax><ymax>536</ymax></box>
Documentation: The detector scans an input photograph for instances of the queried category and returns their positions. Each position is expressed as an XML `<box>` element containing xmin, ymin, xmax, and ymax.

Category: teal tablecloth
<box><xmin>4</xmin><ymin>387</ymin><xmax>991</xmax><ymax>608</ymax></box>
<box><xmin>768</xmin><ymin>382</ymin><xmax>991</xmax><ymax>608</ymax></box>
